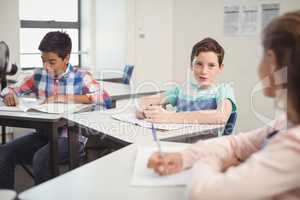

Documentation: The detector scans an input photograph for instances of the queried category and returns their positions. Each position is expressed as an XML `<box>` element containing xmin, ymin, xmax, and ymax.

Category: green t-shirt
<box><xmin>164</xmin><ymin>82</ymin><xmax>237</xmax><ymax>112</ymax></box>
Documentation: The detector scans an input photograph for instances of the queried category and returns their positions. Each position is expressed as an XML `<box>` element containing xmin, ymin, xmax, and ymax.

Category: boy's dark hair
<box><xmin>190</xmin><ymin>37</ymin><xmax>225</xmax><ymax>66</ymax></box>
<box><xmin>38</xmin><ymin>31</ymin><xmax>72</xmax><ymax>60</ymax></box>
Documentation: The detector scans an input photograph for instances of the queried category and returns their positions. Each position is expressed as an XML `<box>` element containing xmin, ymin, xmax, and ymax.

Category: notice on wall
<box><xmin>224</xmin><ymin>0</ymin><xmax>279</xmax><ymax>37</ymax></box>
<box><xmin>224</xmin><ymin>5</ymin><xmax>240</xmax><ymax>36</ymax></box>
<box><xmin>261</xmin><ymin>3</ymin><xmax>279</xmax><ymax>29</ymax></box>
<box><xmin>240</xmin><ymin>5</ymin><xmax>259</xmax><ymax>36</ymax></box>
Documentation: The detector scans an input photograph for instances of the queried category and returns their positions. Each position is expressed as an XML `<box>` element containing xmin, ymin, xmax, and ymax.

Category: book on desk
<box><xmin>0</xmin><ymin>97</ymin><xmax>93</xmax><ymax>114</ymax></box>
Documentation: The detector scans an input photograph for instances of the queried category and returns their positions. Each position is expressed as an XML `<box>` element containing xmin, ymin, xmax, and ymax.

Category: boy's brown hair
<box><xmin>190</xmin><ymin>37</ymin><xmax>225</xmax><ymax>66</ymax></box>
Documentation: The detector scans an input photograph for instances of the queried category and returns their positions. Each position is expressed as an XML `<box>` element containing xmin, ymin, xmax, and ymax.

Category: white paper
<box><xmin>0</xmin><ymin>97</ymin><xmax>39</xmax><ymax>112</ymax></box>
<box><xmin>0</xmin><ymin>98</ymin><xmax>92</xmax><ymax>114</ymax></box>
<box><xmin>131</xmin><ymin>146</ymin><xmax>192</xmax><ymax>186</ymax></box>
<box><xmin>224</xmin><ymin>0</ymin><xmax>280</xmax><ymax>37</ymax></box>
<box><xmin>240</xmin><ymin>5</ymin><xmax>259</xmax><ymax>36</ymax></box>
<box><xmin>224</xmin><ymin>5</ymin><xmax>240</xmax><ymax>36</ymax></box>
<box><xmin>261</xmin><ymin>3</ymin><xmax>279</xmax><ymax>29</ymax></box>
<box><xmin>111</xmin><ymin>113</ymin><xmax>193</xmax><ymax>131</ymax></box>
<box><xmin>28</xmin><ymin>103</ymin><xmax>92</xmax><ymax>114</ymax></box>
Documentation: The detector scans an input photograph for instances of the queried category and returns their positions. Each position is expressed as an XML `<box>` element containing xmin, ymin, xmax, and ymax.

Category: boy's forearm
<box><xmin>51</xmin><ymin>94</ymin><xmax>92</xmax><ymax>104</ymax></box>
<box><xmin>70</xmin><ymin>95</ymin><xmax>92</xmax><ymax>104</ymax></box>
<box><xmin>170</xmin><ymin>110</ymin><xmax>230</xmax><ymax>124</ymax></box>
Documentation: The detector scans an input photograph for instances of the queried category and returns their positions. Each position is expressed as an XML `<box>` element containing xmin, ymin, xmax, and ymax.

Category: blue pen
<box><xmin>151</xmin><ymin>123</ymin><xmax>162</xmax><ymax>156</ymax></box>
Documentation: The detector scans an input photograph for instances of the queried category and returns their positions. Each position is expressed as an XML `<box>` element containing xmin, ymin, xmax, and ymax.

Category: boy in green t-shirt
<box><xmin>136</xmin><ymin>37</ymin><xmax>236</xmax><ymax>129</ymax></box>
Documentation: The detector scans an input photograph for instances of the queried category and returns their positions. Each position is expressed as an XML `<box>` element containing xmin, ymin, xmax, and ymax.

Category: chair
<box><xmin>122</xmin><ymin>65</ymin><xmax>134</xmax><ymax>84</ymax></box>
<box><xmin>223</xmin><ymin>112</ymin><xmax>237</xmax><ymax>135</ymax></box>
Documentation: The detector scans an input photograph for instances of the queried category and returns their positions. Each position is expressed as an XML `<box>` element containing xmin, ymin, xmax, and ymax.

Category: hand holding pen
<box><xmin>147</xmin><ymin>151</ymin><xmax>183</xmax><ymax>176</ymax></box>
<box><xmin>147</xmin><ymin>123</ymin><xmax>184</xmax><ymax>176</ymax></box>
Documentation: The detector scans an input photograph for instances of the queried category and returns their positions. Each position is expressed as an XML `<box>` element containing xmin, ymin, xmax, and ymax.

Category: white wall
<box><xmin>172</xmin><ymin>0</ymin><xmax>300</xmax><ymax>132</ymax></box>
<box><xmin>0</xmin><ymin>0</ymin><xmax>20</xmax><ymax>65</ymax></box>
<box><xmin>80</xmin><ymin>0</ymin><xmax>96</xmax><ymax>70</ymax></box>
<box><xmin>0</xmin><ymin>0</ymin><xmax>20</xmax><ymax>138</ymax></box>
<box><xmin>82</xmin><ymin>0</ymin><xmax>173</xmax><ymax>86</ymax></box>
<box><xmin>95</xmin><ymin>0</ymin><xmax>128</xmax><ymax>71</ymax></box>
<box><xmin>132</xmin><ymin>0</ymin><xmax>173</xmax><ymax>85</ymax></box>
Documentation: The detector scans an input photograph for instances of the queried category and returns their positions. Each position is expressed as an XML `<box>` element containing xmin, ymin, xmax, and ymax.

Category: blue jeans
<box><xmin>0</xmin><ymin>132</ymin><xmax>84</xmax><ymax>189</ymax></box>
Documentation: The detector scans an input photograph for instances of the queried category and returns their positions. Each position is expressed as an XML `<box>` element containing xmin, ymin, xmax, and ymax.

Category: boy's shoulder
<box><xmin>215</xmin><ymin>82</ymin><xmax>234</xmax><ymax>91</ymax></box>
<box><xmin>31</xmin><ymin>68</ymin><xmax>46</xmax><ymax>79</ymax></box>
<box><xmin>187</xmin><ymin>81</ymin><xmax>233</xmax><ymax>92</ymax></box>
<box><xmin>71</xmin><ymin>65</ymin><xmax>93</xmax><ymax>77</ymax></box>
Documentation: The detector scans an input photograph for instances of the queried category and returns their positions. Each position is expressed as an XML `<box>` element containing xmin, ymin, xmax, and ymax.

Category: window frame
<box><xmin>19</xmin><ymin>0</ymin><xmax>81</xmax><ymax>70</ymax></box>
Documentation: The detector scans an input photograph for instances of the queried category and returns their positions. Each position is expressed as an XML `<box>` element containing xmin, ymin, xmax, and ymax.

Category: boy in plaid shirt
<box><xmin>0</xmin><ymin>31</ymin><xmax>111</xmax><ymax>189</ymax></box>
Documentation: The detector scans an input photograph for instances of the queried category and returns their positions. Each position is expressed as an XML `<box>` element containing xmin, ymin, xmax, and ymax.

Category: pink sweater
<box><xmin>180</xmin><ymin>121</ymin><xmax>300</xmax><ymax>200</ymax></box>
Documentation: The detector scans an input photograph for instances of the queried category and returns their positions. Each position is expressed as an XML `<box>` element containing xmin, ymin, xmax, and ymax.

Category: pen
<box><xmin>151</xmin><ymin>123</ymin><xmax>162</xmax><ymax>157</ymax></box>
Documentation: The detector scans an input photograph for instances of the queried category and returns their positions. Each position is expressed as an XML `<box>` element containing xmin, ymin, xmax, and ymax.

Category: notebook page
<box><xmin>131</xmin><ymin>146</ymin><xmax>192</xmax><ymax>186</ymax></box>
<box><xmin>111</xmin><ymin>113</ymin><xmax>193</xmax><ymax>130</ymax></box>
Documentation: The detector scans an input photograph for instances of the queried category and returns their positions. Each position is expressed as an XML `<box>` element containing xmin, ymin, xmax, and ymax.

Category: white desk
<box><xmin>0</xmin><ymin>189</ymin><xmax>17</xmax><ymax>200</ymax></box>
<box><xmin>66</xmin><ymin>102</ymin><xmax>224</xmax><ymax>146</ymax></box>
<box><xmin>19</xmin><ymin>142</ymin><xmax>190</xmax><ymax>200</ymax></box>
<box><xmin>100</xmin><ymin>81</ymin><xmax>162</xmax><ymax>103</ymax></box>
<box><xmin>0</xmin><ymin>111</ymin><xmax>76</xmax><ymax>176</ymax></box>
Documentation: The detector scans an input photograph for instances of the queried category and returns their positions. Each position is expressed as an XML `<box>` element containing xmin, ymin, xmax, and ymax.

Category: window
<box><xmin>19</xmin><ymin>0</ymin><xmax>80</xmax><ymax>69</ymax></box>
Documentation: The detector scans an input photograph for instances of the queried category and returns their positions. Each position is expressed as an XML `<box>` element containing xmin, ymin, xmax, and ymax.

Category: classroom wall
<box><xmin>81</xmin><ymin>0</ymin><xmax>173</xmax><ymax>85</ymax></box>
<box><xmin>132</xmin><ymin>0</ymin><xmax>173</xmax><ymax>86</ymax></box>
<box><xmin>172</xmin><ymin>0</ymin><xmax>300</xmax><ymax>132</ymax></box>
<box><xmin>0</xmin><ymin>0</ymin><xmax>20</xmax><ymax>66</ymax></box>
<box><xmin>0</xmin><ymin>0</ymin><xmax>20</xmax><ymax>139</ymax></box>
<box><xmin>80</xmin><ymin>0</ymin><xmax>96</xmax><ymax>70</ymax></box>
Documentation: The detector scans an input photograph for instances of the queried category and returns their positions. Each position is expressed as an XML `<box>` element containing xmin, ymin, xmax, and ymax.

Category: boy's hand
<box><xmin>147</xmin><ymin>152</ymin><xmax>183</xmax><ymax>176</ymax></box>
<box><xmin>144</xmin><ymin>105</ymin><xmax>174</xmax><ymax>123</ymax></box>
<box><xmin>3</xmin><ymin>93</ymin><xmax>19</xmax><ymax>106</ymax></box>
<box><xmin>135</xmin><ymin>109</ymin><xmax>146</xmax><ymax>119</ymax></box>
<box><xmin>135</xmin><ymin>99</ymin><xmax>153</xmax><ymax>119</ymax></box>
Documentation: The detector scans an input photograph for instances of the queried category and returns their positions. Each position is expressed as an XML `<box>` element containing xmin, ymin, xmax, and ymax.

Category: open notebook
<box><xmin>0</xmin><ymin>98</ymin><xmax>93</xmax><ymax>114</ymax></box>
<box><xmin>131</xmin><ymin>146</ymin><xmax>192</xmax><ymax>186</ymax></box>
<box><xmin>111</xmin><ymin>113</ymin><xmax>193</xmax><ymax>131</ymax></box>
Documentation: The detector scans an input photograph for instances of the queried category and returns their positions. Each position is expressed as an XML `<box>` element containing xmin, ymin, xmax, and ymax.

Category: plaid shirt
<box><xmin>4</xmin><ymin>64</ymin><xmax>112</xmax><ymax>108</ymax></box>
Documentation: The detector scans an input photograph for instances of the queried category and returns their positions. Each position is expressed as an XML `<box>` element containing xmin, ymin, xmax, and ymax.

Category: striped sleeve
<box><xmin>5</xmin><ymin>74</ymin><xmax>35</xmax><ymax>96</ymax></box>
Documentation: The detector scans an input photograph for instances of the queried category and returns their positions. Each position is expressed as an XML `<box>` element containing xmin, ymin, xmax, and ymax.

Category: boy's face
<box><xmin>191</xmin><ymin>51</ymin><xmax>223</xmax><ymax>87</ymax></box>
<box><xmin>41</xmin><ymin>52</ymin><xmax>69</xmax><ymax>78</ymax></box>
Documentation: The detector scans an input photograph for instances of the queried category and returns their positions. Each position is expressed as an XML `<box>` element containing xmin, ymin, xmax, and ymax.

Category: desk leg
<box><xmin>1</xmin><ymin>126</ymin><xmax>6</xmax><ymax>144</ymax></box>
<box><xmin>68</xmin><ymin>126</ymin><xmax>79</xmax><ymax>170</ymax></box>
<box><xmin>48</xmin><ymin>125</ymin><xmax>59</xmax><ymax>177</ymax></box>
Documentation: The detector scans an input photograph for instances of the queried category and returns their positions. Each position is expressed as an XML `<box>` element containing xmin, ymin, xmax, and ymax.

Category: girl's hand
<box><xmin>147</xmin><ymin>152</ymin><xmax>183</xmax><ymax>176</ymax></box>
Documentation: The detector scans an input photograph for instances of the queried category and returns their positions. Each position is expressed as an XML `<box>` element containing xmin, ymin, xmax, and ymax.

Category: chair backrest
<box><xmin>223</xmin><ymin>112</ymin><xmax>237</xmax><ymax>135</ymax></box>
<box><xmin>122</xmin><ymin>65</ymin><xmax>134</xmax><ymax>84</ymax></box>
